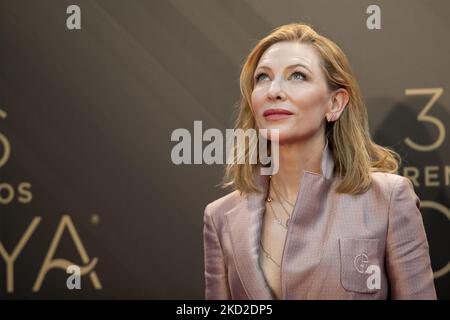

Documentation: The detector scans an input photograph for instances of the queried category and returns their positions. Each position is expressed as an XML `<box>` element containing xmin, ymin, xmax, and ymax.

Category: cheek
<box><xmin>251</xmin><ymin>88</ymin><xmax>265</xmax><ymax>112</ymax></box>
<box><xmin>289</xmin><ymin>86</ymin><xmax>329</xmax><ymax>116</ymax></box>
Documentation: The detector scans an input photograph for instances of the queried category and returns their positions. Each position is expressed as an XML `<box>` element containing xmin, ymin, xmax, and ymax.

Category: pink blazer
<box><xmin>203</xmin><ymin>143</ymin><xmax>436</xmax><ymax>299</ymax></box>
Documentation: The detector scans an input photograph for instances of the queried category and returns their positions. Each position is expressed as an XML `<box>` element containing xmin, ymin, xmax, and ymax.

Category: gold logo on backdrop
<box><xmin>403</xmin><ymin>88</ymin><xmax>449</xmax><ymax>279</ymax></box>
<box><xmin>0</xmin><ymin>109</ymin><xmax>10</xmax><ymax>168</ymax></box>
<box><xmin>404</xmin><ymin>88</ymin><xmax>444</xmax><ymax>152</ymax></box>
<box><xmin>1</xmin><ymin>106</ymin><xmax>101</xmax><ymax>293</ymax></box>
<box><xmin>0</xmin><ymin>108</ymin><xmax>32</xmax><ymax>204</ymax></box>
<box><xmin>32</xmin><ymin>215</ymin><xmax>101</xmax><ymax>291</ymax></box>
<box><xmin>420</xmin><ymin>201</ymin><xmax>450</xmax><ymax>279</ymax></box>
<box><xmin>0</xmin><ymin>217</ymin><xmax>40</xmax><ymax>293</ymax></box>
<box><xmin>0</xmin><ymin>215</ymin><xmax>102</xmax><ymax>293</ymax></box>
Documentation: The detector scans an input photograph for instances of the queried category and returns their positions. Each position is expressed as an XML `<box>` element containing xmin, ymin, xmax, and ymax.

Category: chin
<box><xmin>275</xmin><ymin>134</ymin><xmax>301</xmax><ymax>145</ymax></box>
<box><xmin>262</xmin><ymin>129</ymin><xmax>300</xmax><ymax>144</ymax></box>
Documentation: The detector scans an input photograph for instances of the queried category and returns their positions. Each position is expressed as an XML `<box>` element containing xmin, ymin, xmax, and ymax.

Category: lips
<box><xmin>263</xmin><ymin>108</ymin><xmax>293</xmax><ymax>120</ymax></box>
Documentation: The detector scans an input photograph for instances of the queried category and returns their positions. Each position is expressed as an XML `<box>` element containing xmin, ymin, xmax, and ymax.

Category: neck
<box><xmin>270</xmin><ymin>133</ymin><xmax>326</xmax><ymax>205</ymax></box>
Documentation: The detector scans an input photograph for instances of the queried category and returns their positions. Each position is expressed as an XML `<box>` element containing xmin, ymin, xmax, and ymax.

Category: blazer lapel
<box><xmin>225</xmin><ymin>173</ymin><xmax>274</xmax><ymax>300</ymax></box>
<box><xmin>281</xmin><ymin>140</ymin><xmax>336</xmax><ymax>298</ymax></box>
<box><xmin>225</xmin><ymin>139</ymin><xmax>335</xmax><ymax>300</ymax></box>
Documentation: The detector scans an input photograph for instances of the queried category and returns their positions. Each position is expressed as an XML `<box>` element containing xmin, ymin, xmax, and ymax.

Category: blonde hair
<box><xmin>222</xmin><ymin>23</ymin><xmax>400</xmax><ymax>195</ymax></box>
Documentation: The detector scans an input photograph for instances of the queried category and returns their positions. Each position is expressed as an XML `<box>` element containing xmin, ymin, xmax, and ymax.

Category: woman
<box><xmin>203</xmin><ymin>23</ymin><xmax>436</xmax><ymax>300</ymax></box>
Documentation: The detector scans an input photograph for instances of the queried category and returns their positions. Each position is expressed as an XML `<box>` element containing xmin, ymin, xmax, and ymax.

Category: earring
<box><xmin>327</xmin><ymin>112</ymin><xmax>338</xmax><ymax>122</ymax></box>
<box><xmin>326</xmin><ymin>112</ymin><xmax>333</xmax><ymax>122</ymax></box>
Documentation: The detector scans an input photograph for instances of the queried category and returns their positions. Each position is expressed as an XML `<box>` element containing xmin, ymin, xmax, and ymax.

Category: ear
<box><xmin>326</xmin><ymin>88</ymin><xmax>349</xmax><ymax>122</ymax></box>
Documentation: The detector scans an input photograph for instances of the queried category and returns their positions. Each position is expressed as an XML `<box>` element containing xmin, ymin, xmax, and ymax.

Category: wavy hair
<box><xmin>222</xmin><ymin>23</ymin><xmax>400</xmax><ymax>195</ymax></box>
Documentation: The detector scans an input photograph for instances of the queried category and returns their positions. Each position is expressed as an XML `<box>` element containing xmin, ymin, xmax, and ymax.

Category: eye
<box><xmin>255</xmin><ymin>73</ymin><xmax>269</xmax><ymax>82</ymax></box>
<box><xmin>290</xmin><ymin>71</ymin><xmax>306</xmax><ymax>81</ymax></box>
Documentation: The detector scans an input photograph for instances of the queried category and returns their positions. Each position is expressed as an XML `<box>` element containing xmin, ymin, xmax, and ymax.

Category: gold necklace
<box><xmin>271</xmin><ymin>177</ymin><xmax>295</xmax><ymax>207</ymax></box>
<box><xmin>260</xmin><ymin>239</ymin><xmax>281</xmax><ymax>268</ymax></box>
<box><xmin>262</xmin><ymin>176</ymin><xmax>293</xmax><ymax>268</ymax></box>
<box><xmin>266</xmin><ymin>200</ymin><xmax>288</xmax><ymax>229</ymax></box>
<box><xmin>266</xmin><ymin>176</ymin><xmax>293</xmax><ymax>227</ymax></box>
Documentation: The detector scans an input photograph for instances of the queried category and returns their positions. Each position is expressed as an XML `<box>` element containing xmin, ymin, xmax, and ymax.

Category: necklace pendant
<box><xmin>266</xmin><ymin>196</ymin><xmax>272</xmax><ymax>202</ymax></box>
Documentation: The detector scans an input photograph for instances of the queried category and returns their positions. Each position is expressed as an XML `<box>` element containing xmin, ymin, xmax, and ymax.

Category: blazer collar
<box><xmin>225</xmin><ymin>139</ymin><xmax>334</xmax><ymax>299</ymax></box>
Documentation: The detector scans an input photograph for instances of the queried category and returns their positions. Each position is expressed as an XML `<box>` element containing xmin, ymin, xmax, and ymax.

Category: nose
<box><xmin>267</xmin><ymin>79</ymin><xmax>286</xmax><ymax>101</ymax></box>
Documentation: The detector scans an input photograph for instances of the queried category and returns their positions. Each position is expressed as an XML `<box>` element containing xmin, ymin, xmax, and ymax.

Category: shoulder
<box><xmin>369</xmin><ymin>171</ymin><xmax>418</xmax><ymax>206</ymax></box>
<box><xmin>341</xmin><ymin>172</ymin><xmax>416</xmax><ymax>208</ymax></box>
<box><xmin>369</xmin><ymin>171</ymin><xmax>413</xmax><ymax>193</ymax></box>
<box><xmin>203</xmin><ymin>190</ymin><xmax>246</xmax><ymax>233</ymax></box>
<box><xmin>204</xmin><ymin>190</ymin><xmax>245</xmax><ymax>219</ymax></box>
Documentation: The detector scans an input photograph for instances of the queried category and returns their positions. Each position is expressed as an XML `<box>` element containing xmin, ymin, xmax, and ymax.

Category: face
<box><xmin>251</xmin><ymin>41</ymin><xmax>333</xmax><ymax>144</ymax></box>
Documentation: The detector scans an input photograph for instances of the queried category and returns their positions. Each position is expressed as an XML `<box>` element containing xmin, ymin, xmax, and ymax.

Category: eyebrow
<box><xmin>255</xmin><ymin>63</ymin><xmax>313</xmax><ymax>75</ymax></box>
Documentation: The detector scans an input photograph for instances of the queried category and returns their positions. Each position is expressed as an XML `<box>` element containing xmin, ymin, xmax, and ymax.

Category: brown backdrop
<box><xmin>0</xmin><ymin>0</ymin><xmax>449</xmax><ymax>299</ymax></box>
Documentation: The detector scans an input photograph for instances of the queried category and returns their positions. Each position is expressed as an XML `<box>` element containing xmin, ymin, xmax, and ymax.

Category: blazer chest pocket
<box><xmin>339</xmin><ymin>238</ymin><xmax>381</xmax><ymax>294</ymax></box>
